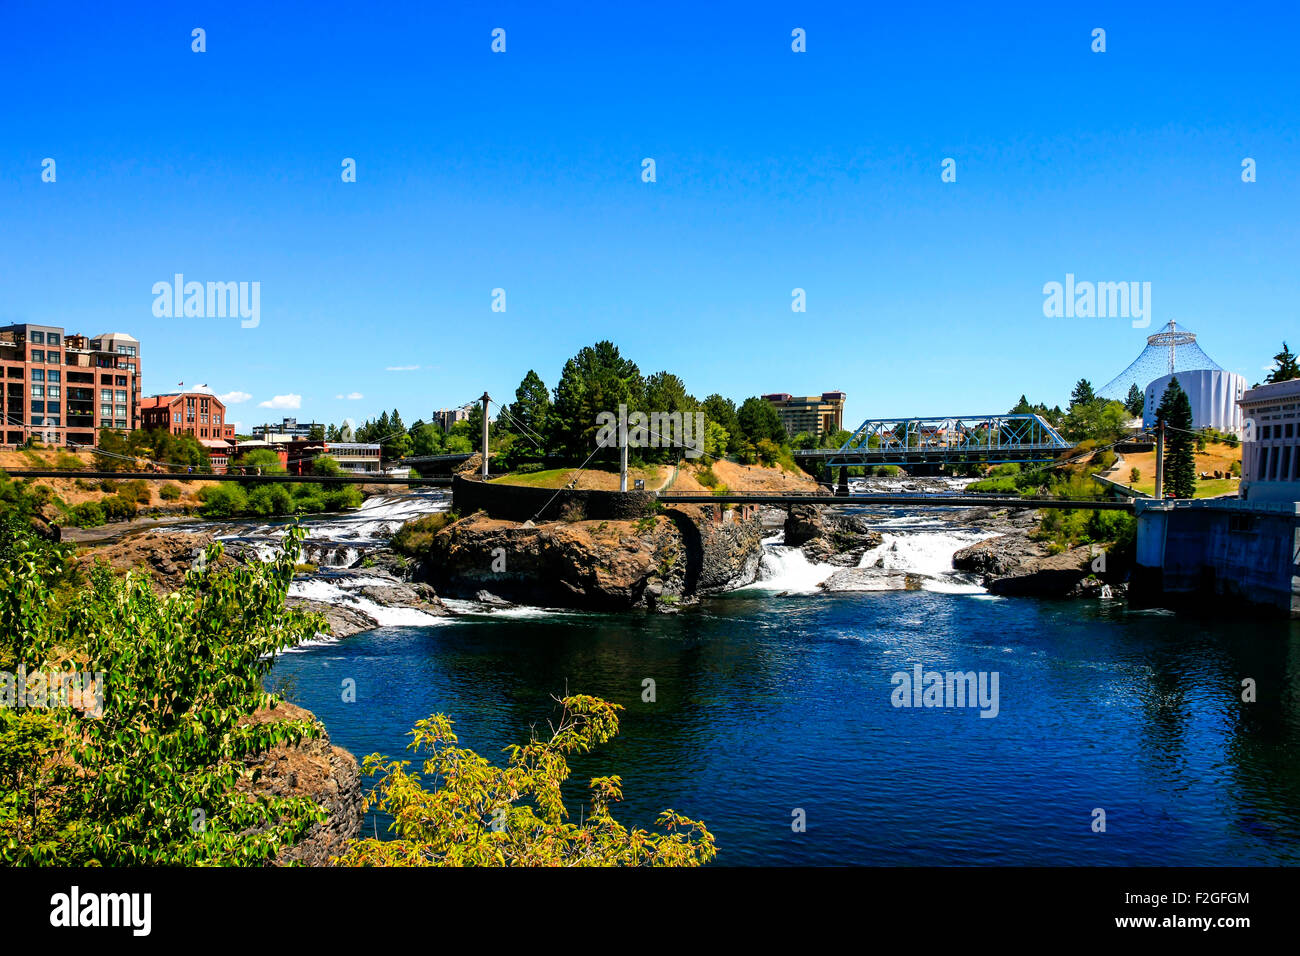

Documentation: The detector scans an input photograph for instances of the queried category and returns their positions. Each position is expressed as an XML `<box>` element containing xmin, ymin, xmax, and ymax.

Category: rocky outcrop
<box><xmin>76</xmin><ymin>529</ymin><xmax>234</xmax><ymax>592</ymax></box>
<box><xmin>415</xmin><ymin>506</ymin><xmax>766</xmax><ymax>610</ymax></box>
<box><xmin>819</xmin><ymin>567</ymin><xmax>926</xmax><ymax>591</ymax></box>
<box><xmin>783</xmin><ymin>504</ymin><xmax>883</xmax><ymax>567</ymax></box>
<box><xmin>953</xmin><ymin>533</ymin><xmax>1123</xmax><ymax>598</ymax></box>
<box><xmin>239</xmin><ymin>701</ymin><xmax>365</xmax><ymax>866</ymax></box>
<box><xmin>287</xmin><ymin>568</ymin><xmax>452</xmax><ymax>637</ymax></box>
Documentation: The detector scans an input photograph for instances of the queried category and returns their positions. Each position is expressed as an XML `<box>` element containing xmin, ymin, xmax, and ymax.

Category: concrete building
<box><xmin>436</xmin><ymin>404</ymin><xmax>474</xmax><ymax>433</ymax></box>
<box><xmin>0</xmin><ymin>325</ymin><xmax>142</xmax><ymax>448</ymax></box>
<box><xmin>1143</xmin><ymin>368</ymin><xmax>1247</xmax><ymax>436</ymax></box>
<box><xmin>252</xmin><ymin>417</ymin><xmax>323</xmax><ymax>440</ymax></box>
<box><xmin>761</xmin><ymin>391</ymin><xmax>846</xmax><ymax>439</ymax></box>
<box><xmin>1238</xmin><ymin>377</ymin><xmax>1300</xmax><ymax>503</ymax></box>
<box><xmin>141</xmin><ymin>385</ymin><xmax>236</xmax><ymax>443</ymax></box>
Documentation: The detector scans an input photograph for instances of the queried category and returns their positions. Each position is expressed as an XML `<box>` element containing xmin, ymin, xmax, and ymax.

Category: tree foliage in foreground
<box><xmin>338</xmin><ymin>694</ymin><xmax>717</xmax><ymax>867</ymax></box>
<box><xmin>0</xmin><ymin>525</ymin><xmax>328</xmax><ymax>865</ymax></box>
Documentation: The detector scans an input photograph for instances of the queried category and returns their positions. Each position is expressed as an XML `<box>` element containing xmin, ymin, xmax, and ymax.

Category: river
<box><xmin>262</xmin><ymin>486</ymin><xmax>1300</xmax><ymax>865</ymax></box>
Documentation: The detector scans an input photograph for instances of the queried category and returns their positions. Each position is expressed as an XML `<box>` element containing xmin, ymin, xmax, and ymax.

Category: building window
<box><xmin>115</xmin><ymin>390</ymin><xmax>126</xmax><ymax>402</ymax></box>
<box><xmin>100</xmin><ymin>389</ymin><xmax>112</xmax><ymax>402</ymax></box>
<box><xmin>47</xmin><ymin>386</ymin><xmax>60</xmax><ymax>400</ymax></box>
<box><xmin>46</xmin><ymin>401</ymin><xmax>60</xmax><ymax>414</ymax></box>
<box><xmin>47</xmin><ymin>333</ymin><xmax>59</xmax><ymax>346</ymax></box>
<box><xmin>115</xmin><ymin>404</ymin><xmax>127</xmax><ymax>417</ymax></box>
<box><xmin>114</xmin><ymin>420</ymin><xmax>127</xmax><ymax>429</ymax></box>
<box><xmin>31</xmin><ymin>369</ymin><xmax>44</xmax><ymax>382</ymax></box>
<box><xmin>30</xmin><ymin>385</ymin><xmax>43</xmax><ymax>398</ymax></box>
<box><xmin>30</xmin><ymin>332</ymin><xmax>44</xmax><ymax>344</ymax></box>
<box><xmin>174</xmin><ymin>412</ymin><xmax>181</xmax><ymax>423</ymax></box>
<box><xmin>47</xmin><ymin>352</ymin><xmax>60</xmax><ymax>364</ymax></box>
<box><xmin>100</xmin><ymin>405</ymin><xmax>112</xmax><ymax>418</ymax></box>
<box><xmin>31</xmin><ymin>349</ymin><xmax>43</xmax><ymax>362</ymax></box>
<box><xmin>31</xmin><ymin>401</ymin><xmax>44</xmax><ymax>413</ymax></box>
<box><xmin>47</xmin><ymin>370</ymin><xmax>59</xmax><ymax>382</ymax></box>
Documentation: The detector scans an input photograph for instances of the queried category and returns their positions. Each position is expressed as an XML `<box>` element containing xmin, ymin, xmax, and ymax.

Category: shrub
<box><xmin>0</xmin><ymin>526</ymin><xmax>327</xmax><ymax>864</ymax></box>
<box><xmin>1129</xmin><ymin>468</ymin><xmax>1141</xmax><ymax>484</ymax></box>
<box><xmin>198</xmin><ymin>483</ymin><xmax>250</xmax><ymax>518</ymax></box>
<box><xmin>337</xmin><ymin>695</ymin><xmax>715</xmax><ymax>867</ymax></box>
<box><xmin>64</xmin><ymin>501</ymin><xmax>105</xmax><ymax>528</ymax></box>
<box><xmin>247</xmin><ymin>484</ymin><xmax>294</xmax><ymax>517</ymax></box>
<box><xmin>159</xmin><ymin>483</ymin><xmax>183</xmax><ymax>501</ymax></box>
<box><xmin>559</xmin><ymin>499</ymin><xmax>585</xmax><ymax>523</ymax></box>
<box><xmin>391</xmin><ymin>511</ymin><xmax>458</xmax><ymax>557</ymax></box>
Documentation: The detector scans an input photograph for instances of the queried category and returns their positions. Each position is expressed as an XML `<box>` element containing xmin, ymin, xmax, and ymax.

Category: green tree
<box><xmin>307</xmin><ymin>424</ymin><xmax>325</xmax><ymax>441</ymax></box>
<box><xmin>701</xmin><ymin>394</ymin><xmax>741</xmax><ymax>454</ymax></box>
<box><xmin>1124</xmin><ymin>383</ymin><xmax>1144</xmax><ymax>417</ymax></box>
<box><xmin>736</xmin><ymin>397</ymin><xmax>787</xmax><ymax>446</ymax></box>
<box><xmin>235</xmin><ymin>448</ymin><xmax>286</xmax><ymax>475</ymax></box>
<box><xmin>1265</xmin><ymin>342</ymin><xmax>1300</xmax><ymax>384</ymax></box>
<box><xmin>409</xmin><ymin>422</ymin><xmax>445</xmax><ymax>457</ymax></box>
<box><xmin>1155</xmin><ymin>377</ymin><xmax>1196</xmax><ymax>498</ymax></box>
<box><xmin>1069</xmin><ymin>379</ymin><xmax>1096</xmax><ymax>408</ymax></box>
<box><xmin>338</xmin><ymin>694</ymin><xmax>715</xmax><ymax>867</ymax></box>
<box><xmin>0</xmin><ymin>527</ymin><xmax>327</xmax><ymax>864</ymax></box>
<box><xmin>509</xmin><ymin>370</ymin><xmax>551</xmax><ymax>449</ymax></box>
<box><xmin>549</xmin><ymin>342</ymin><xmax>644</xmax><ymax>461</ymax></box>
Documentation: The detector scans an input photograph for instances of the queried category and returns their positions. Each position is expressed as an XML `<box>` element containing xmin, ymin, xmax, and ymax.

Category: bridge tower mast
<box><xmin>481</xmin><ymin>392</ymin><xmax>491</xmax><ymax>479</ymax></box>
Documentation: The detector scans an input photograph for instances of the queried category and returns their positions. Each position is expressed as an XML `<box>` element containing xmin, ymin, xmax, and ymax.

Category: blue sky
<box><xmin>1</xmin><ymin>1</ymin><xmax>1297</xmax><ymax>432</ymax></box>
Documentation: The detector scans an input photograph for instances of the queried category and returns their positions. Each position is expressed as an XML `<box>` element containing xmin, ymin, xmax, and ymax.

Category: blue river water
<box><xmin>268</xmin><ymin>571</ymin><xmax>1300</xmax><ymax>865</ymax></box>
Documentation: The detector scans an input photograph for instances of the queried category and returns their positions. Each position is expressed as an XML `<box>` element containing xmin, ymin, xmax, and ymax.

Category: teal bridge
<box><xmin>793</xmin><ymin>414</ymin><xmax>1071</xmax><ymax>468</ymax></box>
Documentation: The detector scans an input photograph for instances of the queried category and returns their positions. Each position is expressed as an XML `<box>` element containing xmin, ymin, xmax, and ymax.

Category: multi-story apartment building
<box><xmin>1238</xmin><ymin>377</ymin><xmax>1300</xmax><ymax>503</ymax></box>
<box><xmin>761</xmin><ymin>391</ymin><xmax>847</xmax><ymax>439</ymax></box>
<box><xmin>0</xmin><ymin>325</ymin><xmax>142</xmax><ymax>449</ymax></box>
<box><xmin>140</xmin><ymin>385</ymin><xmax>236</xmax><ymax>442</ymax></box>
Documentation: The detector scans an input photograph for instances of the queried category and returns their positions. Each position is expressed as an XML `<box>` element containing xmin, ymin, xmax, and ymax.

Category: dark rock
<box><xmin>819</xmin><ymin>568</ymin><xmax>926</xmax><ymax>592</ymax></box>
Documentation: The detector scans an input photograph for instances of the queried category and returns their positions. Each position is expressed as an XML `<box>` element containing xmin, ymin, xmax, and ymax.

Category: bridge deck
<box><xmin>2</xmin><ymin>469</ymin><xmax>453</xmax><ymax>486</ymax></box>
<box><xmin>656</xmin><ymin>493</ymin><xmax>1133</xmax><ymax>511</ymax></box>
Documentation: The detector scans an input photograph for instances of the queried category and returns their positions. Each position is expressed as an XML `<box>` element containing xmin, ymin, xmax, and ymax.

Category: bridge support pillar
<box><xmin>836</xmin><ymin>466</ymin><xmax>850</xmax><ymax>496</ymax></box>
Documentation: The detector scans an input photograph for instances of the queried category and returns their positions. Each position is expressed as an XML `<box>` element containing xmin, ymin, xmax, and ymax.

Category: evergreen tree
<box><xmin>1124</xmin><ymin>383</ymin><xmax>1144</xmax><ymax>417</ymax></box>
<box><xmin>548</xmin><ymin>342</ymin><xmax>644</xmax><ymax>461</ymax></box>
<box><xmin>1069</xmin><ymin>379</ymin><xmax>1095</xmax><ymax>408</ymax></box>
<box><xmin>1265</xmin><ymin>342</ymin><xmax>1300</xmax><ymax>383</ymax></box>
<box><xmin>702</xmin><ymin>394</ymin><xmax>741</xmax><ymax>454</ymax></box>
<box><xmin>509</xmin><ymin>370</ymin><xmax>551</xmax><ymax>450</ymax></box>
<box><xmin>736</xmin><ymin>397</ymin><xmax>787</xmax><ymax>446</ymax></box>
<box><xmin>1155</xmin><ymin>376</ymin><xmax>1196</xmax><ymax>498</ymax></box>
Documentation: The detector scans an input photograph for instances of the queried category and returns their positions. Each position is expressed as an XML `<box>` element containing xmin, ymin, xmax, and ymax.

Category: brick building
<box><xmin>140</xmin><ymin>385</ymin><xmax>236</xmax><ymax>442</ymax></box>
<box><xmin>0</xmin><ymin>325</ymin><xmax>142</xmax><ymax>449</ymax></box>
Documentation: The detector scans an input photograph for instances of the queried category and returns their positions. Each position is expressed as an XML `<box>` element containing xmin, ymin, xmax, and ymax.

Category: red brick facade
<box><xmin>140</xmin><ymin>390</ymin><xmax>236</xmax><ymax>442</ymax></box>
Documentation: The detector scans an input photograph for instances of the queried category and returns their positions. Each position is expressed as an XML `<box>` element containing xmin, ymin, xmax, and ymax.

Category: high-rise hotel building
<box><xmin>0</xmin><ymin>325</ymin><xmax>142</xmax><ymax>448</ymax></box>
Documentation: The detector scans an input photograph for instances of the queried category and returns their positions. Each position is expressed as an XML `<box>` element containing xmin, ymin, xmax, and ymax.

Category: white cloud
<box><xmin>219</xmin><ymin>390</ymin><xmax>252</xmax><ymax>405</ymax></box>
<box><xmin>335</xmin><ymin>391</ymin><xmax>364</xmax><ymax>400</ymax></box>
<box><xmin>386</xmin><ymin>365</ymin><xmax>420</xmax><ymax>372</ymax></box>
<box><xmin>258</xmin><ymin>393</ymin><xmax>302</xmax><ymax>410</ymax></box>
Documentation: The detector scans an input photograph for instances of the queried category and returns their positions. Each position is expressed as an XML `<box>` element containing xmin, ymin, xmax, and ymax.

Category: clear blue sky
<box><xmin>1</xmin><ymin>1</ymin><xmax>1296</xmax><ymax>432</ymax></box>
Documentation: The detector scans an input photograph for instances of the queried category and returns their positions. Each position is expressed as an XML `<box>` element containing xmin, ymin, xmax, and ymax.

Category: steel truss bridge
<box><xmin>794</xmin><ymin>414</ymin><xmax>1071</xmax><ymax>468</ymax></box>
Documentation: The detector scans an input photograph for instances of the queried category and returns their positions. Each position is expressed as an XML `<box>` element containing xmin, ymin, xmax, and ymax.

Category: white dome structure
<box><xmin>1142</xmin><ymin>369</ymin><xmax>1247</xmax><ymax>436</ymax></box>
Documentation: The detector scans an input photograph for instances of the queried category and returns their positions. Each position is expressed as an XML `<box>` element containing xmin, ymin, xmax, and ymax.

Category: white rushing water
<box><xmin>856</xmin><ymin>528</ymin><xmax>998</xmax><ymax>594</ymax></box>
<box><xmin>202</xmin><ymin>489</ymin><xmax>451</xmax><ymax>567</ymax></box>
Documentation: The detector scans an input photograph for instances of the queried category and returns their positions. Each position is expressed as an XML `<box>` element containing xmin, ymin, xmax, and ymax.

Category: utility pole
<box><xmin>480</xmin><ymin>392</ymin><xmax>491</xmax><ymax>479</ymax></box>
<box><xmin>1154</xmin><ymin>419</ymin><xmax>1165</xmax><ymax>500</ymax></box>
<box><xmin>619</xmin><ymin>434</ymin><xmax>629</xmax><ymax>492</ymax></box>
